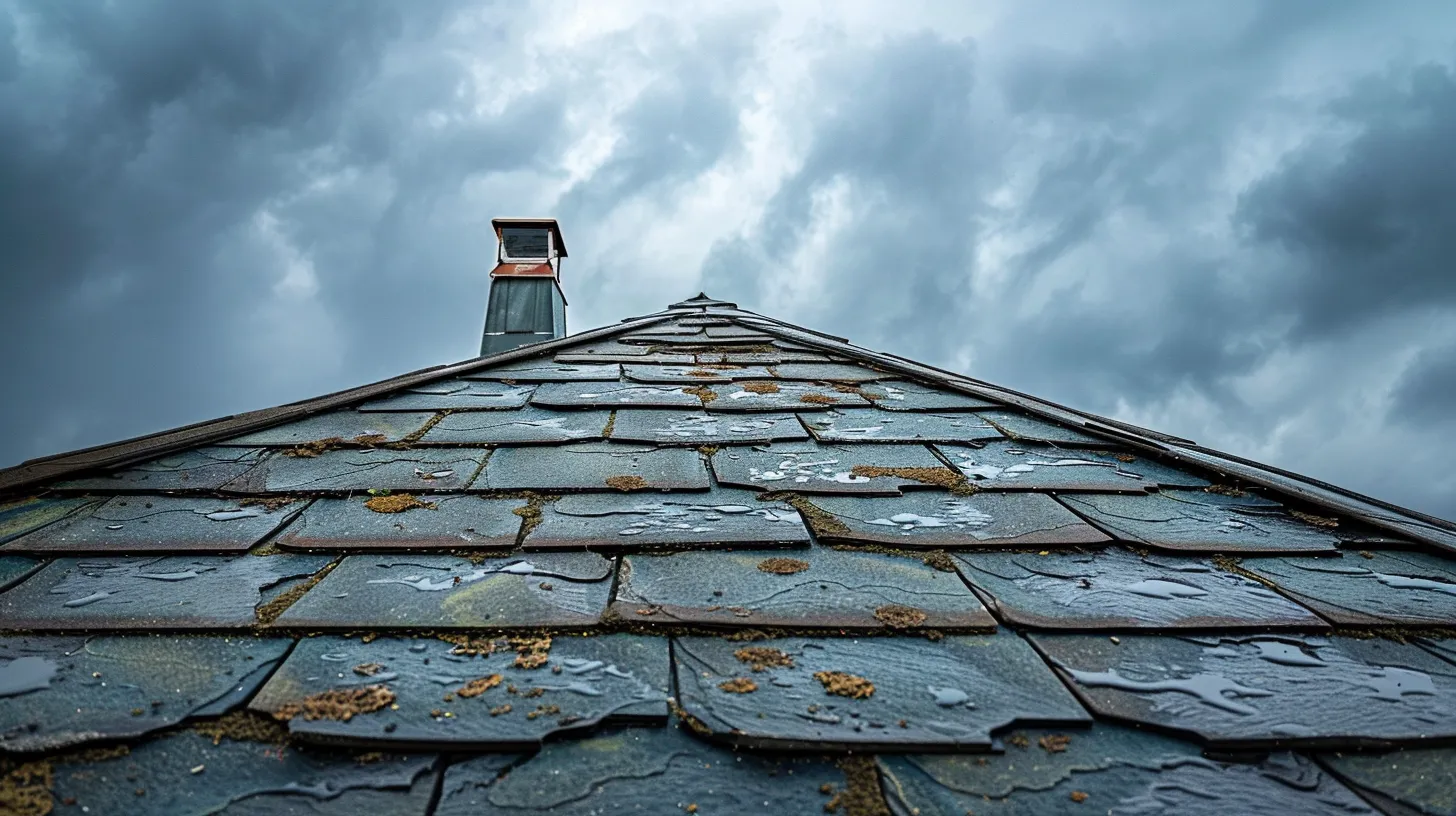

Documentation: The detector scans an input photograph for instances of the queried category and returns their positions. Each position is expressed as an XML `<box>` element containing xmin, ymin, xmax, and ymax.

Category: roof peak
<box><xmin>669</xmin><ymin>293</ymin><xmax>738</xmax><ymax>310</ymax></box>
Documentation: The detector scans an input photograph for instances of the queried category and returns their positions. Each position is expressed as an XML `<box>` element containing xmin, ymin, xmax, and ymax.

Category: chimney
<box><xmin>481</xmin><ymin>218</ymin><xmax>568</xmax><ymax>355</ymax></box>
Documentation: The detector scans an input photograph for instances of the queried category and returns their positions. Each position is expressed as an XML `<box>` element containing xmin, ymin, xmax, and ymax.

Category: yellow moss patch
<box><xmin>603</xmin><ymin>411</ymin><xmax>617</xmax><ymax>438</ymax></box>
<box><xmin>194</xmin><ymin>711</ymin><xmax>287</xmax><ymax>745</ymax></box>
<box><xmin>826</xmin><ymin>756</ymin><xmax>891</xmax><ymax>815</ymax></box>
<box><xmin>800</xmin><ymin>393</ymin><xmax>839</xmax><ymax>405</ymax></box>
<box><xmin>364</xmin><ymin>494</ymin><xmax>436</xmax><ymax>514</ymax></box>
<box><xmin>511</xmin><ymin>493</ymin><xmax>551</xmax><ymax>538</ymax></box>
<box><xmin>0</xmin><ymin>761</ymin><xmax>52</xmax><ymax>816</ymax></box>
<box><xmin>683</xmin><ymin>385</ymin><xmax>718</xmax><ymax>404</ymax></box>
<box><xmin>510</xmin><ymin>635</ymin><xmax>552</xmax><ymax>670</ymax></box>
<box><xmin>1204</xmin><ymin>484</ymin><xmax>1246</xmax><ymax>497</ymax></box>
<box><xmin>238</xmin><ymin>497</ymin><xmax>297</xmax><ymax>512</ymax></box>
<box><xmin>353</xmin><ymin>433</ymin><xmax>388</xmax><ymax>446</ymax></box>
<box><xmin>686</xmin><ymin>370</ymin><xmax>718</xmax><ymax>378</ymax></box>
<box><xmin>874</xmin><ymin>604</ymin><xmax>927</xmax><ymax>628</ymax></box>
<box><xmin>757</xmin><ymin>557</ymin><xmax>810</xmax><ymax>575</ymax></box>
<box><xmin>921</xmin><ymin>550</ymin><xmax>957</xmax><ymax>572</ymax></box>
<box><xmin>274</xmin><ymin>685</ymin><xmax>395</xmax><ymax>722</ymax></box>
<box><xmin>773</xmin><ymin>494</ymin><xmax>850</xmax><ymax>537</ymax></box>
<box><xmin>1039</xmin><ymin>734</ymin><xmax>1072</xmax><ymax>753</ymax></box>
<box><xmin>849</xmin><ymin>465</ymin><xmax>974</xmax><ymax>493</ymax></box>
<box><xmin>814</xmin><ymin>671</ymin><xmax>875</xmax><ymax>699</ymax></box>
<box><xmin>741</xmin><ymin>381</ymin><xmax>780</xmax><ymax>394</ymax></box>
<box><xmin>353</xmin><ymin>662</ymin><xmax>385</xmax><ymax>676</ymax></box>
<box><xmin>255</xmin><ymin>560</ymin><xmax>337</xmax><ymax>625</ymax></box>
<box><xmin>605</xmin><ymin>475</ymin><xmax>649</xmax><ymax>491</ymax></box>
<box><xmin>283</xmin><ymin>437</ymin><xmax>345</xmax><ymax>458</ymax></box>
<box><xmin>718</xmin><ymin>677</ymin><xmax>758</xmax><ymax>694</ymax></box>
<box><xmin>457</xmin><ymin>674</ymin><xmax>503</xmax><ymax>698</ymax></box>
<box><xmin>1291</xmin><ymin>509</ymin><xmax>1340</xmax><ymax>528</ymax></box>
<box><xmin>1070</xmin><ymin>791</ymin><xmax>1089</xmax><ymax>803</ymax></box>
<box><xmin>734</xmin><ymin>646</ymin><xmax>795</xmax><ymax>672</ymax></box>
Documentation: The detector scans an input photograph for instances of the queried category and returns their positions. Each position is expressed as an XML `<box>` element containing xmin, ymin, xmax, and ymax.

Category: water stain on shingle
<box><xmin>0</xmin><ymin>635</ymin><xmax>290</xmax><ymax>753</ymax></box>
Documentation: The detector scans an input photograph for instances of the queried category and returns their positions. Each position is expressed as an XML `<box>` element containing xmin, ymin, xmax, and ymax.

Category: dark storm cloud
<box><xmin>1391</xmin><ymin>342</ymin><xmax>1456</xmax><ymax>428</ymax></box>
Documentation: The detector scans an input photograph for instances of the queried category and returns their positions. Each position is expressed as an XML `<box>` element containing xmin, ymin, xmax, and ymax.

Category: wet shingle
<box><xmin>420</xmin><ymin>407</ymin><xmax>609</xmax><ymax>445</ymax></box>
<box><xmin>978</xmin><ymin>411</ymin><xmax>1115</xmax><ymax>447</ymax></box>
<box><xmin>771</xmin><ymin>362</ymin><xmax>889</xmax><ymax>382</ymax></box>
<box><xmin>275</xmin><ymin>495</ymin><xmax>523</xmax><ymax>551</ymax></box>
<box><xmin>702</xmin><ymin>381</ymin><xmax>873</xmax><ymax>412</ymax></box>
<box><xmin>484</xmin><ymin>442</ymin><xmax>710</xmax><ymax>492</ymax></box>
<box><xmin>6</xmin><ymin>495</ymin><xmax>303</xmax><ymax>554</ymax></box>
<box><xmin>0</xmin><ymin>556</ymin><xmax>39</xmax><ymax>591</ymax></box>
<box><xmin>218</xmin><ymin>411</ymin><xmax>437</xmax><ymax>446</ymax></box>
<box><xmin>1321</xmin><ymin>745</ymin><xmax>1456</xmax><ymax>816</ymax></box>
<box><xmin>57</xmin><ymin>446</ymin><xmax>267</xmax><ymax>492</ymax></box>
<box><xmin>1240</xmin><ymin>551</ymin><xmax>1456</xmax><ymax>626</ymax></box>
<box><xmin>523</xmin><ymin>489</ymin><xmax>808</xmax><ymax>551</ymax></box>
<box><xmin>613</xmin><ymin>546</ymin><xmax>994</xmax><ymax>630</ymax></box>
<box><xmin>435</xmin><ymin>725</ymin><xmax>844</xmax><ymax>815</ymax></box>
<box><xmin>879</xmin><ymin>724</ymin><xmax>1376</xmax><ymax>816</ymax></box>
<box><xmin>358</xmin><ymin>380</ymin><xmax>534</xmax><ymax>412</ymax></box>
<box><xmin>938</xmin><ymin>441</ymin><xmax>1210</xmax><ymax>491</ymax></box>
<box><xmin>1060</xmin><ymin>491</ymin><xmax>1342</xmax><ymax>554</ymax></box>
<box><xmin>955</xmin><ymin>548</ymin><xmax>1326</xmax><ymax>630</ymax></box>
<box><xmin>48</xmin><ymin>730</ymin><xmax>438</xmax><ymax>815</ymax></box>
<box><xmin>608</xmin><ymin>410</ymin><xmax>810</xmax><ymax>445</ymax></box>
<box><xmin>530</xmin><ymin>381</ymin><xmax>703</xmax><ymax>409</ymax></box>
<box><xmin>463</xmin><ymin>361</ymin><xmax>621</xmax><ymax>382</ymax></box>
<box><xmin>803</xmin><ymin>409</ymin><xmax>1003</xmax><ymax>444</ymax></box>
<box><xmin>0</xmin><ymin>555</ymin><xmax>331</xmax><ymax>629</ymax></box>
<box><xmin>0</xmin><ymin>495</ymin><xmax>97</xmax><ymax>544</ymax></box>
<box><xmin>233</xmin><ymin>447</ymin><xmax>487</xmax><ymax>493</ymax></box>
<box><xmin>860</xmin><ymin>381</ymin><xmax>1001</xmax><ymax>412</ymax></box>
<box><xmin>672</xmin><ymin>634</ymin><xmax>1089</xmax><ymax>750</ymax></box>
<box><xmin>0</xmin><ymin>635</ymin><xmax>290</xmax><ymax>752</ymax></box>
<box><xmin>622</xmin><ymin>364</ymin><xmax>774</xmax><ymax>383</ymax></box>
<box><xmin>250</xmin><ymin>634</ymin><xmax>669</xmax><ymax>749</ymax></box>
<box><xmin>804</xmin><ymin>492</ymin><xmax>1110</xmax><ymax>549</ymax></box>
<box><xmin>274</xmin><ymin>553</ymin><xmax>613</xmax><ymax>629</ymax></box>
<box><xmin>1032</xmin><ymin>633</ymin><xmax>1456</xmax><ymax>748</ymax></box>
<box><xmin>711</xmin><ymin>442</ymin><xmax>954</xmax><ymax>495</ymax></box>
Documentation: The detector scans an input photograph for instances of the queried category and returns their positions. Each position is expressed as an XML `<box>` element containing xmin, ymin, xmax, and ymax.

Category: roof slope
<box><xmin>1</xmin><ymin>294</ymin><xmax>1454</xmax><ymax>815</ymax></box>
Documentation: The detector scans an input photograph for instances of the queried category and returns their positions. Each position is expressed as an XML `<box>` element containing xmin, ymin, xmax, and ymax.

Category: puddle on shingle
<box><xmin>421</xmin><ymin>405</ymin><xmax>609</xmax><ymax>445</ymax></box>
<box><xmin>237</xmin><ymin>447</ymin><xmax>487</xmax><ymax>493</ymax></box>
<box><xmin>7</xmin><ymin>495</ymin><xmax>303</xmax><ymax>554</ymax></box>
<box><xmin>49</xmin><ymin>730</ymin><xmax>438</xmax><ymax>814</ymax></box>
<box><xmin>702</xmin><ymin>381</ymin><xmax>873</xmax><ymax>412</ymax></box>
<box><xmin>881</xmin><ymin>723</ymin><xmax>1377</xmax><ymax>816</ymax></box>
<box><xmin>436</xmin><ymin>724</ymin><xmax>841</xmax><ymax>815</ymax></box>
<box><xmin>672</xmin><ymin>634</ymin><xmax>1088</xmax><ymax>750</ymax></box>
<box><xmin>807</xmin><ymin>493</ymin><xmax>1109</xmax><ymax>549</ymax></box>
<box><xmin>771</xmin><ymin>363</ymin><xmax>890</xmax><ymax>382</ymax></box>
<box><xmin>276</xmin><ymin>495</ymin><xmax>524</xmax><ymax>551</ymax></box>
<box><xmin>609</xmin><ymin>410</ymin><xmax>809</xmax><ymax>445</ymax></box>
<box><xmin>57</xmin><ymin>446</ymin><xmax>268</xmax><ymax>492</ymax></box>
<box><xmin>937</xmin><ymin>440</ymin><xmax>1209</xmax><ymax>492</ymax></box>
<box><xmin>358</xmin><ymin>380</ymin><xmax>534</xmax><ymax>412</ymax></box>
<box><xmin>0</xmin><ymin>635</ymin><xmax>290</xmax><ymax>752</ymax></box>
<box><xmin>1032</xmin><ymin>633</ymin><xmax>1456</xmax><ymax>747</ymax></box>
<box><xmin>1060</xmin><ymin>491</ymin><xmax>1342</xmax><ymax>554</ymax></box>
<box><xmin>612</xmin><ymin>546</ymin><xmax>992</xmax><ymax>629</ymax></box>
<box><xmin>858</xmin><ymin>381</ymin><xmax>1001</xmax><ymax>412</ymax></box>
<box><xmin>711</xmin><ymin>442</ymin><xmax>952</xmax><ymax>495</ymax></box>
<box><xmin>0</xmin><ymin>495</ymin><xmax>98</xmax><ymax>545</ymax></box>
<box><xmin>530</xmin><ymin>381</ymin><xmax>704</xmax><ymax>409</ymax></box>
<box><xmin>955</xmin><ymin>548</ymin><xmax>1324</xmax><ymax>630</ymax></box>
<box><xmin>1242</xmin><ymin>551</ymin><xmax>1456</xmax><ymax>626</ymax></box>
<box><xmin>0</xmin><ymin>555</ymin><xmax>331</xmax><ymax>629</ymax></box>
<box><xmin>218</xmin><ymin>411</ymin><xmax>437</xmax><ymax>446</ymax></box>
<box><xmin>463</xmin><ymin>361</ymin><xmax>622</xmax><ymax>382</ymax></box>
<box><xmin>484</xmin><ymin>442</ymin><xmax>710</xmax><ymax>492</ymax></box>
<box><xmin>525</xmin><ymin>489</ymin><xmax>808</xmax><ymax>551</ymax></box>
<box><xmin>803</xmin><ymin>409</ymin><xmax>1003</xmax><ymax>444</ymax></box>
<box><xmin>622</xmin><ymin>364</ymin><xmax>774</xmax><ymax>384</ymax></box>
<box><xmin>274</xmin><ymin>553</ymin><xmax>613</xmax><ymax>629</ymax></box>
<box><xmin>1320</xmin><ymin>744</ymin><xmax>1456</xmax><ymax>816</ymax></box>
<box><xmin>250</xmin><ymin>634</ymin><xmax>668</xmax><ymax>749</ymax></box>
<box><xmin>977</xmin><ymin>410</ymin><xmax>1116</xmax><ymax>447</ymax></box>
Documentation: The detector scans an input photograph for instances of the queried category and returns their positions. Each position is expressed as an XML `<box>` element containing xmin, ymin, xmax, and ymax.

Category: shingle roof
<box><xmin>2</xmin><ymin>294</ymin><xmax>1455</xmax><ymax>815</ymax></box>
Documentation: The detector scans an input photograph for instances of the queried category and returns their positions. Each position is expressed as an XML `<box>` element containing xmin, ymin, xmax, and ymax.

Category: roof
<box><xmin>1</xmin><ymin>293</ymin><xmax>1454</xmax><ymax>815</ymax></box>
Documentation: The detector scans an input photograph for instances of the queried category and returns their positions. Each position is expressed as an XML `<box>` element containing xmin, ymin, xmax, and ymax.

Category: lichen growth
<box><xmin>603</xmin><ymin>411</ymin><xmax>617</xmax><ymax>438</ymax></box>
<box><xmin>1290</xmin><ymin>509</ymin><xmax>1340</xmax><ymax>528</ymax></box>
<box><xmin>353</xmin><ymin>433</ymin><xmax>388</xmax><ymax>446</ymax></box>
<box><xmin>874</xmin><ymin>604</ymin><xmax>927</xmax><ymax>628</ymax></box>
<box><xmin>921</xmin><ymin>550</ymin><xmax>957</xmax><ymax>572</ymax></box>
<box><xmin>757</xmin><ymin>557</ymin><xmax>810</xmax><ymax>575</ymax></box>
<box><xmin>769</xmin><ymin>493</ymin><xmax>851</xmax><ymax>537</ymax></box>
<box><xmin>0</xmin><ymin>761</ymin><xmax>53</xmax><ymax>816</ymax></box>
<box><xmin>353</xmin><ymin>662</ymin><xmax>385</xmax><ymax>677</ymax></box>
<box><xmin>238</xmin><ymin>497</ymin><xmax>297</xmax><ymax>512</ymax></box>
<box><xmin>718</xmin><ymin>677</ymin><xmax>758</xmax><ymax>694</ymax></box>
<box><xmin>849</xmin><ymin>465</ymin><xmax>976</xmax><ymax>494</ymax></box>
<box><xmin>510</xmin><ymin>635</ymin><xmax>552</xmax><ymax>670</ymax></box>
<box><xmin>1039</xmin><ymin>733</ymin><xmax>1072</xmax><ymax>753</ymax></box>
<box><xmin>457</xmin><ymin>674</ymin><xmax>504</xmax><ymax>698</ymax></box>
<box><xmin>194</xmin><ymin>711</ymin><xmax>287</xmax><ymax>745</ymax></box>
<box><xmin>605</xmin><ymin>475</ymin><xmax>649</xmax><ymax>492</ymax></box>
<box><xmin>273</xmin><ymin>685</ymin><xmax>395</xmax><ymax>722</ymax></box>
<box><xmin>363</xmin><ymin>494</ymin><xmax>436</xmax><ymax>514</ymax></box>
<box><xmin>682</xmin><ymin>385</ymin><xmax>718</xmax><ymax>404</ymax></box>
<box><xmin>734</xmin><ymin>646</ymin><xmax>794</xmax><ymax>671</ymax></box>
<box><xmin>741</xmin><ymin>381</ymin><xmax>780</xmax><ymax>394</ymax></box>
<box><xmin>827</xmin><ymin>756</ymin><xmax>891</xmax><ymax>816</ymax></box>
<box><xmin>800</xmin><ymin>393</ymin><xmax>839</xmax><ymax>405</ymax></box>
<box><xmin>283</xmin><ymin>437</ymin><xmax>345</xmax><ymax>458</ymax></box>
<box><xmin>511</xmin><ymin>493</ymin><xmax>553</xmax><ymax>539</ymax></box>
<box><xmin>255</xmin><ymin>560</ymin><xmax>338</xmax><ymax>625</ymax></box>
<box><xmin>814</xmin><ymin>671</ymin><xmax>875</xmax><ymax>699</ymax></box>
<box><xmin>1204</xmin><ymin>484</ymin><xmax>1247</xmax><ymax>497</ymax></box>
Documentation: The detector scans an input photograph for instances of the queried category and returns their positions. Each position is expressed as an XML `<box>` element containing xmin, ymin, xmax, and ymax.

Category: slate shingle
<box><xmin>1060</xmin><ymin>490</ymin><xmax>1344</xmax><ymax>554</ymax></box>
<box><xmin>523</xmin><ymin>489</ymin><xmax>807</xmax><ymax>551</ymax></box>
<box><xmin>937</xmin><ymin>440</ymin><xmax>1210</xmax><ymax>491</ymax></box>
<box><xmin>0</xmin><ymin>495</ymin><xmax>97</xmax><ymax>544</ymax></box>
<box><xmin>358</xmin><ymin>380</ymin><xmax>534</xmax><ymax>412</ymax></box>
<box><xmin>420</xmin><ymin>406</ymin><xmax>609</xmax><ymax>445</ymax></box>
<box><xmin>608</xmin><ymin>409</ymin><xmax>810</xmax><ymax>445</ymax></box>
<box><xmin>484</xmin><ymin>442</ymin><xmax>710</xmax><ymax>492</ymax></box>
<box><xmin>1240</xmin><ymin>550</ymin><xmax>1456</xmax><ymax>626</ymax></box>
<box><xmin>274</xmin><ymin>495</ymin><xmax>523</xmax><ymax>551</ymax></box>
<box><xmin>57</xmin><ymin>446</ymin><xmax>268</xmax><ymax>492</ymax></box>
<box><xmin>232</xmin><ymin>447</ymin><xmax>487</xmax><ymax>493</ymax></box>
<box><xmin>803</xmin><ymin>492</ymin><xmax>1111</xmax><ymax>549</ymax></box>
<box><xmin>217</xmin><ymin>411</ymin><xmax>437</xmax><ymax>447</ymax></box>
<box><xmin>710</xmin><ymin>441</ymin><xmax>953</xmax><ymax>495</ymax></box>
<box><xmin>6</xmin><ymin>495</ymin><xmax>303</xmax><ymax>554</ymax></box>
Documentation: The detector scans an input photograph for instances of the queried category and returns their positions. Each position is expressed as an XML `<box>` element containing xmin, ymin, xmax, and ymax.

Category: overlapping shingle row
<box><xmin>1</xmin><ymin>296</ymin><xmax>1453</xmax><ymax>815</ymax></box>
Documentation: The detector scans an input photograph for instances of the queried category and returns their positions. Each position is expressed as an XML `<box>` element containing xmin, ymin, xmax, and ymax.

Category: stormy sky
<box><xmin>2</xmin><ymin>1</ymin><xmax>1454</xmax><ymax>519</ymax></box>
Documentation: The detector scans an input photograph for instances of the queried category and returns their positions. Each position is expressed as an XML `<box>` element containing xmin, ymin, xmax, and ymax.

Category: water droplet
<box><xmin>0</xmin><ymin>656</ymin><xmax>59</xmax><ymax>697</ymax></box>
<box><xmin>1064</xmin><ymin>667</ymin><xmax>1273</xmax><ymax>714</ymax></box>
<box><xmin>928</xmin><ymin>686</ymin><xmax>971</xmax><ymax>707</ymax></box>
<box><xmin>1372</xmin><ymin>573</ymin><xmax>1456</xmax><ymax>595</ymax></box>
<box><xmin>199</xmin><ymin>508</ymin><xmax>264</xmax><ymax>522</ymax></box>
<box><xmin>1123</xmin><ymin>579</ymin><xmax>1210</xmax><ymax>600</ymax></box>
<box><xmin>63</xmin><ymin>591</ymin><xmax>114</xmax><ymax>608</ymax></box>
<box><xmin>1253</xmin><ymin>641</ymin><xmax>1326</xmax><ymax>667</ymax></box>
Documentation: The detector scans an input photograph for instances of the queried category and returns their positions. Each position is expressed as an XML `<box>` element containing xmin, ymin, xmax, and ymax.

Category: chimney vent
<box><xmin>481</xmin><ymin>218</ymin><xmax>568</xmax><ymax>356</ymax></box>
